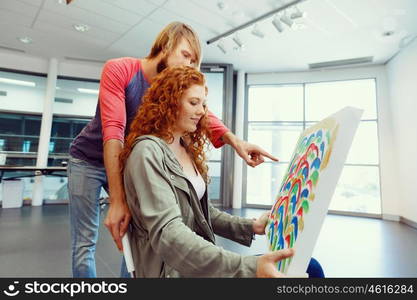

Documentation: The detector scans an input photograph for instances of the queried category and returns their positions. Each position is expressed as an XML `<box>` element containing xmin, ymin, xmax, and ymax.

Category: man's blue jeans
<box><xmin>67</xmin><ymin>156</ymin><xmax>129</xmax><ymax>278</ymax></box>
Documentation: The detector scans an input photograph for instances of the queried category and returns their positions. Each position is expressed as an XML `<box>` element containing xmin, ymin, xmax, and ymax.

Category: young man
<box><xmin>68</xmin><ymin>22</ymin><xmax>277</xmax><ymax>278</ymax></box>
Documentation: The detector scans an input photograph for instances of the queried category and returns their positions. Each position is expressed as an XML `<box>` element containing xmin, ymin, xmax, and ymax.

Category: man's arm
<box><xmin>103</xmin><ymin>139</ymin><xmax>131</xmax><ymax>252</ymax></box>
<box><xmin>99</xmin><ymin>59</ymin><xmax>134</xmax><ymax>251</ymax></box>
<box><xmin>221</xmin><ymin>131</ymin><xmax>279</xmax><ymax>167</ymax></box>
<box><xmin>206</xmin><ymin>112</ymin><xmax>278</xmax><ymax>167</ymax></box>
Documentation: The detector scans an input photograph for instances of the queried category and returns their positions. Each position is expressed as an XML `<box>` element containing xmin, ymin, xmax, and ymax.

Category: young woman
<box><xmin>119</xmin><ymin>66</ymin><xmax>295</xmax><ymax>277</ymax></box>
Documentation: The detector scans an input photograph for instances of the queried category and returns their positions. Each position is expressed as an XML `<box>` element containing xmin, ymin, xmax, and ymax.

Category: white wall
<box><xmin>0</xmin><ymin>50</ymin><xmax>103</xmax><ymax>78</ymax></box>
<box><xmin>0</xmin><ymin>51</ymin><xmax>49</xmax><ymax>74</ymax></box>
<box><xmin>385</xmin><ymin>39</ymin><xmax>417</xmax><ymax>224</ymax></box>
<box><xmin>0</xmin><ymin>70</ymin><xmax>45</xmax><ymax>113</ymax></box>
<box><xmin>247</xmin><ymin>65</ymin><xmax>400</xmax><ymax>220</ymax></box>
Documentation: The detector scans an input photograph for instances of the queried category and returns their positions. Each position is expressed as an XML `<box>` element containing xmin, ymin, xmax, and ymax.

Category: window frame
<box><xmin>201</xmin><ymin>63</ymin><xmax>234</xmax><ymax>207</ymax></box>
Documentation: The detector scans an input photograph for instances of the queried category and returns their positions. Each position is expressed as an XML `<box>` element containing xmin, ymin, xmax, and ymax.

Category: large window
<box><xmin>245</xmin><ymin>79</ymin><xmax>381</xmax><ymax>215</ymax></box>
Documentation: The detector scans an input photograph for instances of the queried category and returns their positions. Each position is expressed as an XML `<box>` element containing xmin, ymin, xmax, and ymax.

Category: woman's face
<box><xmin>175</xmin><ymin>84</ymin><xmax>207</xmax><ymax>134</ymax></box>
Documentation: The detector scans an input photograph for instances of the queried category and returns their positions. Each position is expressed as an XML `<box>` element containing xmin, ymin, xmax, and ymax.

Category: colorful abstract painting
<box><xmin>265</xmin><ymin>107</ymin><xmax>363</xmax><ymax>275</ymax></box>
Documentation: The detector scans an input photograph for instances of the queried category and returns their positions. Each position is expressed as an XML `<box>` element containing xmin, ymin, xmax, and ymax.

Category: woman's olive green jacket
<box><xmin>123</xmin><ymin>135</ymin><xmax>258</xmax><ymax>277</ymax></box>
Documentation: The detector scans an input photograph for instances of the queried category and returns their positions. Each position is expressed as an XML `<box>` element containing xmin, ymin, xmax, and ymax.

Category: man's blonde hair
<box><xmin>147</xmin><ymin>22</ymin><xmax>202</xmax><ymax>68</ymax></box>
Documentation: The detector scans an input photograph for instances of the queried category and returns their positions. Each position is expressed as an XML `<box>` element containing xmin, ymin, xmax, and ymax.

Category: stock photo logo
<box><xmin>3</xmin><ymin>281</ymin><xmax>20</xmax><ymax>297</ymax></box>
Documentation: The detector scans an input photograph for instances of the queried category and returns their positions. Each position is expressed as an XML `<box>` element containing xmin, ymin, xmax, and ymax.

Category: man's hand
<box><xmin>252</xmin><ymin>211</ymin><xmax>270</xmax><ymax>235</ymax></box>
<box><xmin>104</xmin><ymin>197</ymin><xmax>131</xmax><ymax>252</ymax></box>
<box><xmin>222</xmin><ymin>132</ymin><xmax>278</xmax><ymax>167</ymax></box>
<box><xmin>256</xmin><ymin>248</ymin><xmax>295</xmax><ymax>278</ymax></box>
<box><xmin>103</xmin><ymin>139</ymin><xmax>131</xmax><ymax>252</ymax></box>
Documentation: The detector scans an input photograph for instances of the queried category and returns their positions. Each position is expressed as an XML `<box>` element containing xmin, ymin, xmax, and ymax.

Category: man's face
<box><xmin>157</xmin><ymin>38</ymin><xmax>197</xmax><ymax>73</ymax></box>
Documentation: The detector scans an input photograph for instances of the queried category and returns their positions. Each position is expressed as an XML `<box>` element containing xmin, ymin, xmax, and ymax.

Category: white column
<box><xmin>232</xmin><ymin>70</ymin><xmax>245</xmax><ymax>209</ymax></box>
<box><xmin>32</xmin><ymin>58</ymin><xmax>58</xmax><ymax>206</ymax></box>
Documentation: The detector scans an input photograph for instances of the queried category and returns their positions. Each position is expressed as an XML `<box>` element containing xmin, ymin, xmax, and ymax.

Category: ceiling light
<box><xmin>206</xmin><ymin>0</ymin><xmax>307</xmax><ymax>48</ymax></box>
<box><xmin>399</xmin><ymin>35</ymin><xmax>415</xmax><ymax>48</ymax></box>
<box><xmin>382</xmin><ymin>31</ymin><xmax>395</xmax><ymax>37</ymax></box>
<box><xmin>217</xmin><ymin>40</ymin><xmax>227</xmax><ymax>54</ymax></box>
<box><xmin>217</xmin><ymin>1</ymin><xmax>227</xmax><ymax>10</ymax></box>
<box><xmin>272</xmin><ymin>15</ymin><xmax>284</xmax><ymax>33</ymax></box>
<box><xmin>292</xmin><ymin>22</ymin><xmax>307</xmax><ymax>30</ymax></box>
<box><xmin>291</xmin><ymin>6</ymin><xmax>307</xmax><ymax>19</ymax></box>
<box><xmin>0</xmin><ymin>77</ymin><xmax>36</xmax><ymax>87</ymax></box>
<box><xmin>77</xmin><ymin>88</ymin><xmax>98</xmax><ymax>94</ymax></box>
<box><xmin>251</xmin><ymin>24</ymin><xmax>265</xmax><ymax>39</ymax></box>
<box><xmin>280</xmin><ymin>12</ymin><xmax>294</xmax><ymax>28</ymax></box>
<box><xmin>73</xmin><ymin>24</ymin><xmax>90</xmax><ymax>32</ymax></box>
<box><xmin>232</xmin><ymin>34</ymin><xmax>244</xmax><ymax>48</ymax></box>
<box><xmin>57</xmin><ymin>0</ymin><xmax>66</xmax><ymax>4</ymax></box>
<box><xmin>233</xmin><ymin>45</ymin><xmax>245</xmax><ymax>52</ymax></box>
<box><xmin>17</xmin><ymin>36</ymin><xmax>33</xmax><ymax>44</ymax></box>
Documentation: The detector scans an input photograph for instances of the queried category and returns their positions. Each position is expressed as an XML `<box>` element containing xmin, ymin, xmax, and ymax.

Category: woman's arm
<box><xmin>209</xmin><ymin>205</ymin><xmax>255</xmax><ymax>246</ymax></box>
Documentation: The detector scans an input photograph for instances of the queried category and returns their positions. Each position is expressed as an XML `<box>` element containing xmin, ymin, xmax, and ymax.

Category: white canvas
<box><xmin>266</xmin><ymin>106</ymin><xmax>363</xmax><ymax>275</ymax></box>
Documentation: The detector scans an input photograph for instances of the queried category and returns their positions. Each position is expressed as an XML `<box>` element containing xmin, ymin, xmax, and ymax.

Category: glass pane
<box><xmin>0</xmin><ymin>113</ymin><xmax>40</xmax><ymax>158</ymax></box>
<box><xmin>43</xmin><ymin>176</ymin><xmax>68</xmax><ymax>203</ymax></box>
<box><xmin>2</xmin><ymin>137</ymin><xmax>39</xmax><ymax>153</ymax></box>
<box><xmin>305</xmin><ymin>79</ymin><xmax>377</xmax><ymax>121</ymax></box>
<box><xmin>246</xmin><ymin>162</ymin><xmax>288</xmax><ymax>206</ymax></box>
<box><xmin>51</xmin><ymin>119</ymin><xmax>71</xmax><ymax>138</ymax></box>
<box><xmin>204</xmin><ymin>72</ymin><xmax>224</xmax><ymax>120</ymax></box>
<box><xmin>347</xmin><ymin>121</ymin><xmax>379</xmax><ymax>165</ymax></box>
<box><xmin>205</xmin><ymin>145</ymin><xmax>222</xmax><ymax>161</ymax></box>
<box><xmin>248</xmin><ymin>123</ymin><xmax>303</xmax><ymax>162</ymax></box>
<box><xmin>1</xmin><ymin>136</ymin><xmax>19</xmax><ymax>152</ymax></box>
<box><xmin>49</xmin><ymin>139</ymin><xmax>71</xmax><ymax>154</ymax></box>
<box><xmin>330</xmin><ymin>166</ymin><xmax>381</xmax><ymax>214</ymax></box>
<box><xmin>55</xmin><ymin>78</ymin><xmax>99</xmax><ymax>117</ymax></box>
<box><xmin>306</xmin><ymin>121</ymin><xmax>380</xmax><ymax>165</ymax></box>
<box><xmin>208</xmin><ymin>162</ymin><xmax>221</xmax><ymax>200</ymax></box>
<box><xmin>0</xmin><ymin>173</ymin><xmax>35</xmax><ymax>203</ymax></box>
<box><xmin>0</xmin><ymin>70</ymin><xmax>46</xmax><ymax>114</ymax></box>
<box><xmin>0</xmin><ymin>114</ymin><xmax>22</xmax><ymax>134</ymax></box>
<box><xmin>24</xmin><ymin>117</ymin><xmax>41</xmax><ymax>136</ymax></box>
<box><xmin>24</xmin><ymin>137</ymin><xmax>39</xmax><ymax>153</ymax></box>
<box><xmin>248</xmin><ymin>85</ymin><xmax>303</xmax><ymax>121</ymax></box>
<box><xmin>4</xmin><ymin>157</ymin><xmax>36</xmax><ymax>167</ymax></box>
<box><xmin>0</xmin><ymin>174</ymin><xmax>69</xmax><ymax>204</ymax></box>
<box><xmin>48</xmin><ymin>157</ymin><xmax>68</xmax><ymax>167</ymax></box>
<box><xmin>48</xmin><ymin>117</ymin><xmax>91</xmax><ymax>166</ymax></box>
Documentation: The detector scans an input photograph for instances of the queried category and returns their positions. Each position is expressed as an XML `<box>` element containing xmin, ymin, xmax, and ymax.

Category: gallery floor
<box><xmin>0</xmin><ymin>205</ymin><xmax>416</xmax><ymax>277</ymax></box>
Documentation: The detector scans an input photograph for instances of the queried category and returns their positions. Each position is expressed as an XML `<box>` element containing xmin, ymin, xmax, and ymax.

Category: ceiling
<box><xmin>0</xmin><ymin>0</ymin><xmax>416</xmax><ymax>72</ymax></box>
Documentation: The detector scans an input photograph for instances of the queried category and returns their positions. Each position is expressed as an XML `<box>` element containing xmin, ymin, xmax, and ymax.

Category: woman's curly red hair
<box><xmin>120</xmin><ymin>65</ymin><xmax>211</xmax><ymax>182</ymax></box>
